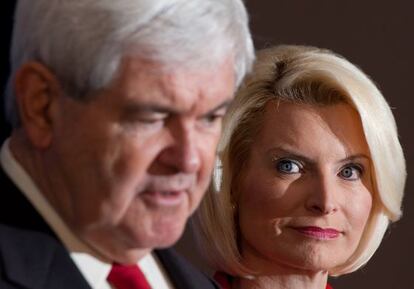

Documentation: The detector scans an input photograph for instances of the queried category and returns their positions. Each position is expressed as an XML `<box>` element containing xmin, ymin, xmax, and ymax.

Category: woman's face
<box><xmin>237</xmin><ymin>101</ymin><xmax>373</xmax><ymax>273</ymax></box>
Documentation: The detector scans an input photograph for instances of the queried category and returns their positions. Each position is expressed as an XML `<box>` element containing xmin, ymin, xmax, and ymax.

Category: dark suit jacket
<box><xmin>0</xmin><ymin>0</ymin><xmax>16</xmax><ymax>143</ymax></box>
<box><xmin>0</xmin><ymin>168</ymin><xmax>219</xmax><ymax>289</ymax></box>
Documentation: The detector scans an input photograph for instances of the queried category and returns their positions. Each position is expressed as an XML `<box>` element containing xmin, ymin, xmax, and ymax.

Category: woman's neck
<box><xmin>234</xmin><ymin>270</ymin><xmax>328</xmax><ymax>289</ymax></box>
<box><xmin>233</xmin><ymin>250</ymin><xmax>329</xmax><ymax>289</ymax></box>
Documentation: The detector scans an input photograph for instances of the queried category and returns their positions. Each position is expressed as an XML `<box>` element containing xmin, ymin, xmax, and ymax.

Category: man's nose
<box><xmin>305</xmin><ymin>175</ymin><xmax>339</xmax><ymax>215</ymax></box>
<box><xmin>156</xmin><ymin>121</ymin><xmax>201</xmax><ymax>174</ymax></box>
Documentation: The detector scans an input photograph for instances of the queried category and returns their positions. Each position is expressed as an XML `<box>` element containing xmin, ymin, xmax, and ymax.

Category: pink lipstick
<box><xmin>292</xmin><ymin>226</ymin><xmax>341</xmax><ymax>240</ymax></box>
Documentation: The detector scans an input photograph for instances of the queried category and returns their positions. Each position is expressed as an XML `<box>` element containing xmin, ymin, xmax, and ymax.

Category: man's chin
<box><xmin>123</xmin><ymin>225</ymin><xmax>184</xmax><ymax>250</ymax></box>
<box><xmin>153</xmin><ymin>227</ymin><xmax>186</xmax><ymax>249</ymax></box>
<box><xmin>154</xmin><ymin>238</ymin><xmax>181</xmax><ymax>250</ymax></box>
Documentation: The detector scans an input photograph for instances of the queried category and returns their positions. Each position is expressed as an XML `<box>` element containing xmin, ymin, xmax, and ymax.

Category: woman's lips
<box><xmin>291</xmin><ymin>226</ymin><xmax>341</xmax><ymax>240</ymax></box>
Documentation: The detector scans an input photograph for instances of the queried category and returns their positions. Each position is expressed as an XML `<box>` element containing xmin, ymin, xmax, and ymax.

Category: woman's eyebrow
<box><xmin>267</xmin><ymin>147</ymin><xmax>370</xmax><ymax>165</ymax></box>
<box><xmin>267</xmin><ymin>146</ymin><xmax>316</xmax><ymax>165</ymax></box>
<box><xmin>339</xmin><ymin>154</ymin><xmax>371</xmax><ymax>163</ymax></box>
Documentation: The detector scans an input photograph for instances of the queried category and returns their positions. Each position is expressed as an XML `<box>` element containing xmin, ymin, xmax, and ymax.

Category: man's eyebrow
<box><xmin>122</xmin><ymin>102</ymin><xmax>177</xmax><ymax>115</ymax></box>
<box><xmin>203</xmin><ymin>99</ymin><xmax>234</xmax><ymax>115</ymax></box>
<box><xmin>122</xmin><ymin>98</ymin><xmax>234</xmax><ymax>117</ymax></box>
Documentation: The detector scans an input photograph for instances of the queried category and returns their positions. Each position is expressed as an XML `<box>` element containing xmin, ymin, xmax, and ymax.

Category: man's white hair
<box><xmin>5</xmin><ymin>0</ymin><xmax>254</xmax><ymax>127</ymax></box>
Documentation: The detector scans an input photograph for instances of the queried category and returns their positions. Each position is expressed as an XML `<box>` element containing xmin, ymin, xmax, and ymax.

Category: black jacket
<box><xmin>0</xmin><ymin>168</ymin><xmax>219</xmax><ymax>289</ymax></box>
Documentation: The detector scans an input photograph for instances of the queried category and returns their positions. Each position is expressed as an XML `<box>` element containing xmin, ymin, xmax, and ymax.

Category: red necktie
<box><xmin>107</xmin><ymin>263</ymin><xmax>152</xmax><ymax>289</ymax></box>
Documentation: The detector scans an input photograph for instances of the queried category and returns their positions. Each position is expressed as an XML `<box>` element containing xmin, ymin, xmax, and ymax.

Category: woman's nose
<box><xmin>305</xmin><ymin>176</ymin><xmax>339</xmax><ymax>215</ymax></box>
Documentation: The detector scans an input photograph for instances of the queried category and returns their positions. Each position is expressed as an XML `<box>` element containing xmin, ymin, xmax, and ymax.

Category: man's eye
<box><xmin>134</xmin><ymin>112</ymin><xmax>168</xmax><ymax>124</ymax></box>
<box><xmin>275</xmin><ymin>159</ymin><xmax>301</xmax><ymax>174</ymax></box>
<box><xmin>338</xmin><ymin>164</ymin><xmax>363</xmax><ymax>181</ymax></box>
<box><xmin>199</xmin><ymin>113</ymin><xmax>224</xmax><ymax>127</ymax></box>
<box><xmin>137</xmin><ymin>117</ymin><xmax>164</xmax><ymax>124</ymax></box>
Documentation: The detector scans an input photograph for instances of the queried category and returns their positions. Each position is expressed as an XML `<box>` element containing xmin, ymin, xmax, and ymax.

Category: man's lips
<box><xmin>140</xmin><ymin>190</ymin><xmax>186</xmax><ymax>206</ymax></box>
<box><xmin>290</xmin><ymin>226</ymin><xmax>342</xmax><ymax>240</ymax></box>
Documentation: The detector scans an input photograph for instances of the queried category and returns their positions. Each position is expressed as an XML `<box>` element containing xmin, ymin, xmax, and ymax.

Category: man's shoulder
<box><xmin>0</xmin><ymin>166</ymin><xmax>54</xmax><ymax>235</ymax></box>
<box><xmin>0</xmin><ymin>224</ymin><xmax>90</xmax><ymax>289</ymax></box>
<box><xmin>0</xmin><ymin>223</ymin><xmax>61</xmax><ymax>251</ymax></box>
<box><xmin>0</xmin><ymin>223</ymin><xmax>63</xmax><ymax>276</ymax></box>
<box><xmin>156</xmin><ymin>249</ymin><xmax>220</xmax><ymax>289</ymax></box>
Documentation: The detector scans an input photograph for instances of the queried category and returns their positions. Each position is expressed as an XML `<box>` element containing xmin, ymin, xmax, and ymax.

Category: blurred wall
<box><xmin>0</xmin><ymin>1</ymin><xmax>15</xmax><ymax>141</ymax></box>
<box><xmin>1</xmin><ymin>1</ymin><xmax>412</xmax><ymax>288</ymax></box>
<box><xmin>176</xmin><ymin>1</ymin><xmax>413</xmax><ymax>289</ymax></box>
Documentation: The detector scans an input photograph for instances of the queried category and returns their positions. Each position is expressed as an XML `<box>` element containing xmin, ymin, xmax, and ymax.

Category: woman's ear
<box><xmin>14</xmin><ymin>62</ymin><xmax>61</xmax><ymax>149</ymax></box>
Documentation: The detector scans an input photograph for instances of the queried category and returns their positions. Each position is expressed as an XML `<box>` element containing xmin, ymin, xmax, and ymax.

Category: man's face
<box><xmin>47</xmin><ymin>57</ymin><xmax>235</xmax><ymax>262</ymax></box>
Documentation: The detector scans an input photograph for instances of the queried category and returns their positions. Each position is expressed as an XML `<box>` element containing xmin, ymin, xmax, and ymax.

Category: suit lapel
<box><xmin>0</xmin><ymin>224</ymin><xmax>91</xmax><ymax>289</ymax></box>
<box><xmin>0</xmin><ymin>168</ymin><xmax>91</xmax><ymax>289</ymax></box>
<box><xmin>0</xmin><ymin>166</ymin><xmax>53</xmax><ymax>236</ymax></box>
<box><xmin>155</xmin><ymin>249</ymin><xmax>219</xmax><ymax>289</ymax></box>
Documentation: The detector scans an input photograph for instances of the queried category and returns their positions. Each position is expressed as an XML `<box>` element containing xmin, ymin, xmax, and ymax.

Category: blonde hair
<box><xmin>195</xmin><ymin>45</ymin><xmax>406</xmax><ymax>276</ymax></box>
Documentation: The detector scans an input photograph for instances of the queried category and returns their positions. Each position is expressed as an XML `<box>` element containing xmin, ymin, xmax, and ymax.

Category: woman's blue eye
<box><xmin>276</xmin><ymin>159</ymin><xmax>301</xmax><ymax>174</ymax></box>
<box><xmin>338</xmin><ymin>165</ymin><xmax>362</xmax><ymax>180</ymax></box>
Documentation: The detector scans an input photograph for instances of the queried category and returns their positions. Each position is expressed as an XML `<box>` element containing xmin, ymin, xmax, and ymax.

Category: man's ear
<box><xmin>14</xmin><ymin>62</ymin><xmax>61</xmax><ymax>149</ymax></box>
